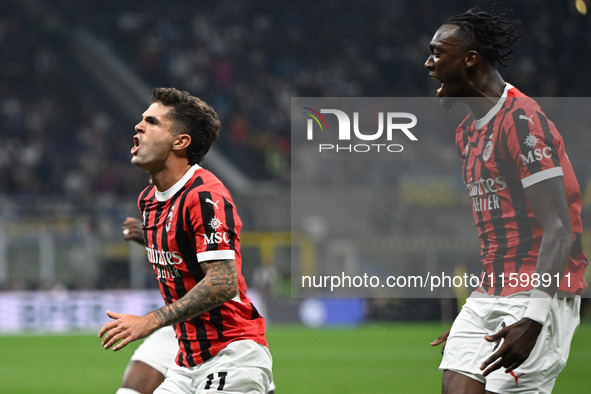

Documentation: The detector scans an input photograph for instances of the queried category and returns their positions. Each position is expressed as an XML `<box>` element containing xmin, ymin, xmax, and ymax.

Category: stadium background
<box><xmin>0</xmin><ymin>0</ymin><xmax>590</xmax><ymax>392</ymax></box>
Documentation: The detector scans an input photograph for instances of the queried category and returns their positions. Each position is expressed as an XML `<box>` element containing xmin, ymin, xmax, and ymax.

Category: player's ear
<box><xmin>173</xmin><ymin>134</ymin><xmax>192</xmax><ymax>151</ymax></box>
<box><xmin>465</xmin><ymin>50</ymin><xmax>478</xmax><ymax>68</ymax></box>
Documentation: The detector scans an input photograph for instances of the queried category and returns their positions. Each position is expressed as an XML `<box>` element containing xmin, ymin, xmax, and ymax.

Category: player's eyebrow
<box><xmin>143</xmin><ymin>115</ymin><xmax>160</xmax><ymax>125</ymax></box>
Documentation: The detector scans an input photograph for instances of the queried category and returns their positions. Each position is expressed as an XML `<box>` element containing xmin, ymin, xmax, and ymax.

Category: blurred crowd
<box><xmin>0</xmin><ymin>0</ymin><xmax>590</xmax><ymax>293</ymax></box>
<box><xmin>0</xmin><ymin>2</ymin><xmax>144</xmax><ymax>204</ymax></box>
<box><xmin>1</xmin><ymin>0</ymin><xmax>590</xmax><ymax>199</ymax></box>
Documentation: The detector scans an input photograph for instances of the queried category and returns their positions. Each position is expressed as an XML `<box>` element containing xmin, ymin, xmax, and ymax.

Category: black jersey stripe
<box><xmin>462</xmin><ymin>124</ymin><xmax>489</xmax><ymax>292</ymax></box>
<box><xmin>499</xmin><ymin>162</ymin><xmax>533</xmax><ymax>272</ymax></box>
<box><xmin>571</xmin><ymin>233</ymin><xmax>582</xmax><ymax>258</ymax></box>
<box><xmin>191</xmin><ymin>317</ymin><xmax>213</xmax><ymax>363</ymax></box>
<box><xmin>537</xmin><ymin>112</ymin><xmax>561</xmax><ymax>168</ymax></box>
<box><xmin>149</xmin><ymin>200</ymin><xmax>176</xmax><ymax>305</ymax></box>
<box><xmin>208</xmin><ymin>306</ymin><xmax>224</xmax><ymax>339</ymax></box>
<box><xmin>479</xmin><ymin>123</ymin><xmax>508</xmax><ymax>296</ymax></box>
<box><xmin>490</xmin><ymin>96</ymin><xmax>514</xmax><ymax>142</ymax></box>
<box><xmin>138</xmin><ymin>186</ymin><xmax>154</xmax><ymax>242</ymax></box>
<box><xmin>198</xmin><ymin>191</ymin><xmax>219</xmax><ymax>252</ymax></box>
<box><xmin>460</xmin><ymin>118</ymin><xmax>472</xmax><ymax>158</ymax></box>
<box><xmin>470</xmin><ymin>128</ymin><xmax>489</xmax><ymax>277</ymax></box>
<box><xmin>498</xmin><ymin>128</ymin><xmax>534</xmax><ymax>274</ymax></box>
<box><xmin>510</xmin><ymin>184</ymin><xmax>533</xmax><ymax>273</ymax></box>
<box><xmin>138</xmin><ymin>186</ymin><xmax>153</xmax><ymax>214</ymax></box>
<box><xmin>172</xmin><ymin>322</ymin><xmax>184</xmax><ymax>366</ymax></box>
<box><xmin>484</xmin><ymin>115</ymin><xmax>509</xmax><ymax>296</ymax></box>
<box><xmin>176</xmin><ymin>182</ymin><xmax>205</xmax><ymax>279</ymax></box>
<box><xmin>176</xmin><ymin>321</ymin><xmax>196</xmax><ymax>367</ymax></box>
<box><xmin>181</xmin><ymin>205</ymin><xmax>204</xmax><ymax>277</ymax></box>
<box><xmin>165</xmin><ymin>192</ymin><xmax>189</xmax><ymax>297</ymax></box>
<box><xmin>251</xmin><ymin>303</ymin><xmax>261</xmax><ymax>319</ymax></box>
<box><xmin>223</xmin><ymin>196</ymin><xmax>236</xmax><ymax>251</ymax></box>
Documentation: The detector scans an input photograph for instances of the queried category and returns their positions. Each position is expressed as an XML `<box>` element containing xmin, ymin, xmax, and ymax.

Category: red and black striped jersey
<box><xmin>456</xmin><ymin>84</ymin><xmax>587</xmax><ymax>296</ymax></box>
<box><xmin>137</xmin><ymin>164</ymin><xmax>267</xmax><ymax>367</ymax></box>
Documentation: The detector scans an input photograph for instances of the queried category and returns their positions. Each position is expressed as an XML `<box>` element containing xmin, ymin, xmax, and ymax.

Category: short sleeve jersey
<box><xmin>456</xmin><ymin>84</ymin><xmax>587</xmax><ymax>296</ymax></box>
<box><xmin>138</xmin><ymin>164</ymin><xmax>267</xmax><ymax>367</ymax></box>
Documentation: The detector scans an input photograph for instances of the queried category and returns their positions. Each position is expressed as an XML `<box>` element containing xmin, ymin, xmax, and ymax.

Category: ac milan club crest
<box><xmin>165</xmin><ymin>206</ymin><xmax>174</xmax><ymax>231</ymax></box>
<box><xmin>482</xmin><ymin>140</ymin><xmax>493</xmax><ymax>161</ymax></box>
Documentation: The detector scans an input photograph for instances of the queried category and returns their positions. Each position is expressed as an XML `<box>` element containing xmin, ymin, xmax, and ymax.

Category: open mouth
<box><xmin>429</xmin><ymin>73</ymin><xmax>444</xmax><ymax>96</ymax></box>
<box><xmin>131</xmin><ymin>135</ymin><xmax>140</xmax><ymax>155</ymax></box>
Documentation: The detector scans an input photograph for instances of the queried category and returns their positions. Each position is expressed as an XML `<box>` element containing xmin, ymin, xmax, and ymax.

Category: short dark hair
<box><xmin>445</xmin><ymin>6</ymin><xmax>521</xmax><ymax>67</ymax></box>
<box><xmin>150</xmin><ymin>87</ymin><xmax>221</xmax><ymax>165</ymax></box>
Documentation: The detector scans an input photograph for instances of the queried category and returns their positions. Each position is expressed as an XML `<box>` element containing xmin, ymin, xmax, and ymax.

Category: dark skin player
<box><xmin>425</xmin><ymin>17</ymin><xmax>573</xmax><ymax>394</ymax></box>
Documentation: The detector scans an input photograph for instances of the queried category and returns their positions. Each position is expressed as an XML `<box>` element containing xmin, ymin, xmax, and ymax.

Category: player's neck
<box><xmin>466</xmin><ymin>71</ymin><xmax>506</xmax><ymax>119</ymax></box>
<box><xmin>150</xmin><ymin>162</ymin><xmax>194</xmax><ymax>192</ymax></box>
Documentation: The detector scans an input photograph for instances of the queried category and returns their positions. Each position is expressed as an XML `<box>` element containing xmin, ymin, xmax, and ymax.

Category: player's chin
<box><xmin>130</xmin><ymin>155</ymin><xmax>145</xmax><ymax>167</ymax></box>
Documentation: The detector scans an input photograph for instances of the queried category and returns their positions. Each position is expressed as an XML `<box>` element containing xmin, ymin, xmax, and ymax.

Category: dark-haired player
<box><xmin>425</xmin><ymin>7</ymin><xmax>587</xmax><ymax>393</ymax></box>
<box><xmin>115</xmin><ymin>217</ymin><xmax>275</xmax><ymax>394</ymax></box>
<box><xmin>99</xmin><ymin>87</ymin><xmax>273</xmax><ymax>393</ymax></box>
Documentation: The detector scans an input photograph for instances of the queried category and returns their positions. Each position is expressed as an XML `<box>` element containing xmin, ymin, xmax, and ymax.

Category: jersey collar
<box><xmin>473</xmin><ymin>83</ymin><xmax>513</xmax><ymax>130</ymax></box>
<box><xmin>155</xmin><ymin>164</ymin><xmax>201</xmax><ymax>202</ymax></box>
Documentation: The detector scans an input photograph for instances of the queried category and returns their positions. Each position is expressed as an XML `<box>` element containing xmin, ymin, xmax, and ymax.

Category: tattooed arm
<box><xmin>99</xmin><ymin>260</ymin><xmax>237</xmax><ymax>351</ymax></box>
<box><xmin>151</xmin><ymin>259</ymin><xmax>238</xmax><ymax>327</ymax></box>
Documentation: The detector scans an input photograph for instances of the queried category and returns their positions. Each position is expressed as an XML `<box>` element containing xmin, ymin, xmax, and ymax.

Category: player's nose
<box><xmin>425</xmin><ymin>55</ymin><xmax>434</xmax><ymax>69</ymax></box>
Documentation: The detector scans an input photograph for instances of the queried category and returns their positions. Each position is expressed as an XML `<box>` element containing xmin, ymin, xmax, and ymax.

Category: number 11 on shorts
<box><xmin>204</xmin><ymin>372</ymin><xmax>228</xmax><ymax>390</ymax></box>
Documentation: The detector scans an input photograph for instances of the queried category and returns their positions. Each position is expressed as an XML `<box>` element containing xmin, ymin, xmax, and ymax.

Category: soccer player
<box><xmin>116</xmin><ymin>217</ymin><xmax>275</xmax><ymax>394</ymax></box>
<box><xmin>99</xmin><ymin>87</ymin><xmax>273</xmax><ymax>393</ymax></box>
<box><xmin>425</xmin><ymin>7</ymin><xmax>587</xmax><ymax>393</ymax></box>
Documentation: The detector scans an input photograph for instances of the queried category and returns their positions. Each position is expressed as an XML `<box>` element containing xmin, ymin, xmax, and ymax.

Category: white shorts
<box><xmin>155</xmin><ymin>340</ymin><xmax>273</xmax><ymax>394</ymax></box>
<box><xmin>440</xmin><ymin>291</ymin><xmax>580</xmax><ymax>393</ymax></box>
<box><xmin>130</xmin><ymin>325</ymin><xmax>178</xmax><ymax>376</ymax></box>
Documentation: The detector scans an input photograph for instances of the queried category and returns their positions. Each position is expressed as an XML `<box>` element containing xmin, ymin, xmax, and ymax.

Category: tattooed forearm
<box><xmin>151</xmin><ymin>260</ymin><xmax>238</xmax><ymax>327</ymax></box>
